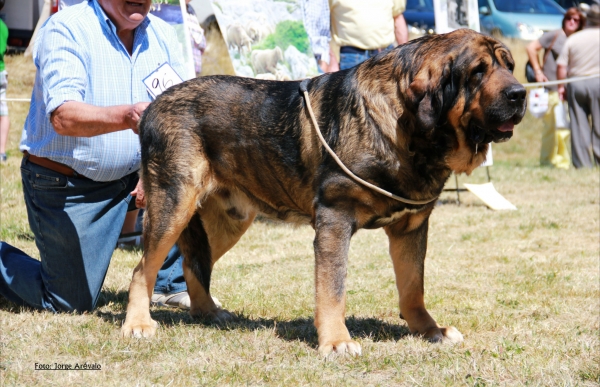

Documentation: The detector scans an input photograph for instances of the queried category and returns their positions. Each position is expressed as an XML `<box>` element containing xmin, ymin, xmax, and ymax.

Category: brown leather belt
<box><xmin>23</xmin><ymin>151</ymin><xmax>90</xmax><ymax>180</ymax></box>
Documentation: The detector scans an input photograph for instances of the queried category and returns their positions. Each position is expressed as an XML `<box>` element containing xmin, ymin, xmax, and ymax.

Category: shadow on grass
<box><xmin>2</xmin><ymin>288</ymin><xmax>410</xmax><ymax>346</ymax></box>
<box><xmin>95</xmin><ymin>290</ymin><xmax>411</xmax><ymax>348</ymax></box>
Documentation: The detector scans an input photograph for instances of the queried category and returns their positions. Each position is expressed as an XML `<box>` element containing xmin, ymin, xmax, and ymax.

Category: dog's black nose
<box><xmin>505</xmin><ymin>84</ymin><xmax>526</xmax><ymax>104</ymax></box>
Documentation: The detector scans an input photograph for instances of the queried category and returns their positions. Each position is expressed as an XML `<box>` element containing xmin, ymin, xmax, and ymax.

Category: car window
<box><xmin>478</xmin><ymin>0</ymin><xmax>490</xmax><ymax>8</ymax></box>
<box><xmin>491</xmin><ymin>0</ymin><xmax>565</xmax><ymax>14</ymax></box>
<box><xmin>406</xmin><ymin>0</ymin><xmax>434</xmax><ymax>12</ymax></box>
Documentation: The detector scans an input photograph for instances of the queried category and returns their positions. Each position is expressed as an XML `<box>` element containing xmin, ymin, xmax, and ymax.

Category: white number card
<box><xmin>143</xmin><ymin>63</ymin><xmax>184</xmax><ymax>100</ymax></box>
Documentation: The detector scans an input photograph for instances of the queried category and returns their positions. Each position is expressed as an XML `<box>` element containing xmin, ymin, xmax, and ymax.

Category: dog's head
<box><xmin>393</xmin><ymin>29</ymin><xmax>526</xmax><ymax>171</ymax></box>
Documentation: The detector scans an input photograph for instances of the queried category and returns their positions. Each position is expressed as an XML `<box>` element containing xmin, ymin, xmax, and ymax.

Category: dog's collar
<box><xmin>300</xmin><ymin>80</ymin><xmax>439</xmax><ymax>206</ymax></box>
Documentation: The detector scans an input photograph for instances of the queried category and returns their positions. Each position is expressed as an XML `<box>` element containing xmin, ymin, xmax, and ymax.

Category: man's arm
<box><xmin>328</xmin><ymin>45</ymin><xmax>339</xmax><ymax>72</ymax></box>
<box><xmin>394</xmin><ymin>13</ymin><xmax>408</xmax><ymax>45</ymax></box>
<box><xmin>556</xmin><ymin>42</ymin><xmax>570</xmax><ymax>101</ymax></box>
<box><xmin>526</xmin><ymin>39</ymin><xmax>547</xmax><ymax>83</ymax></box>
<box><xmin>50</xmin><ymin>101</ymin><xmax>150</xmax><ymax>136</ymax></box>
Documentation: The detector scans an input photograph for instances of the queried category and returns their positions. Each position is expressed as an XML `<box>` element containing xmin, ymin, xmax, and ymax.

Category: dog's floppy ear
<box><xmin>406</xmin><ymin>62</ymin><xmax>454</xmax><ymax>132</ymax></box>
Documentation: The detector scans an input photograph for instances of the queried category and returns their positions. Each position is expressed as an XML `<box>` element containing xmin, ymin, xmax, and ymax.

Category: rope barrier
<box><xmin>4</xmin><ymin>98</ymin><xmax>32</xmax><ymax>102</ymax></box>
<box><xmin>522</xmin><ymin>73</ymin><xmax>600</xmax><ymax>89</ymax></box>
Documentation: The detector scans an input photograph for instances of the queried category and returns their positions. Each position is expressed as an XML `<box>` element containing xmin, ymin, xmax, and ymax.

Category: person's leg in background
<box><xmin>541</xmin><ymin>90</ymin><xmax>571</xmax><ymax>169</ymax></box>
<box><xmin>587</xmin><ymin>79</ymin><xmax>600</xmax><ymax>165</ymax></box>
<box><xmin>0</xmin><ymin>70</ymin><xmax>9</xmax><ymax>162</ymax></box>
<box><xmin>568</xmin><ymin>80</ymin><xmax>597</xmax><ymax>168</ymax></box>
<box><xmin>151</xmin><ymin>245</ymin><xmax>189</xmax><ymax>309</ymax></box>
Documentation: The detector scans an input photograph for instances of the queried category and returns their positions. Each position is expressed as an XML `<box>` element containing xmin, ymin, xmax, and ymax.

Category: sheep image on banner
<box><xmin>210</xmin><ymin>0</ymin><xmax>319</xmax><ymax>79</ymax></box>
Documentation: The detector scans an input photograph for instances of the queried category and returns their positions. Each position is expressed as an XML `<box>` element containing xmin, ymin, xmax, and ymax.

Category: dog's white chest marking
<box><xmin>371</xmin><ymin>207</ymin><xmax>420</xmax><ymax>228</ymax></box>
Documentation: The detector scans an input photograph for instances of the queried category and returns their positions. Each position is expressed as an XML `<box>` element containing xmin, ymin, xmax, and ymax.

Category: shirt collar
<box><xmin>91</xmin><ymin>0</ymin><xmax>150</xmax><ymax>39</ymax></box>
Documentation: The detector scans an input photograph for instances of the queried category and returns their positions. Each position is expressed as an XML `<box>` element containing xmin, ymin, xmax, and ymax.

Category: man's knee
<box><xmin>43</xmin><ymin>290</ymin><xmax>96</xmax><ymax>314</ymax></box>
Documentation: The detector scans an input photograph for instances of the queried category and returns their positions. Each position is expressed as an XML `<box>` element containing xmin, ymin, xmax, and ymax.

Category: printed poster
<box><xmin>433</xmin><ymin>0</ymin><xmax>480</xmax><ymax>34</ymax></box>
<box><xmin>210</xmin><ymin>0</ymin><xmax>319</xmax><ymax>79</ymax></box>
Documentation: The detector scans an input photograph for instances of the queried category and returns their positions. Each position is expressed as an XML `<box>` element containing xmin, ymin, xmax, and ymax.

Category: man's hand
<box><xmin>127</xmin><ymin>102</ymin><xmax>151</xmax><ymax>134</ymax></box>
<box><xmin>535</xmin><ymin>70</ymin><xmax>548</xmax><ymax>83</ymax></box>
<box><xmin>558</xmin><ymin>85</ymin><xmax>567</xmax><ymax>101</ymax></box>
<box><xmin>131</xmin><ymin>178</ymin><xmax>146</xmax><ymax>209</ymax></box>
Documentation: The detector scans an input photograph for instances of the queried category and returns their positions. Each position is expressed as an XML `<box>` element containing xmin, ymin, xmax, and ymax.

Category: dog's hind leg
<box><xmin>121</xmin><ymin>182</ymin><xmax>201</xmax><ymax>338</ymax></box>
<box><xmin>385</xmin><ymin>217</ymin><xmax>464</xmax><ymax>344</ymax></box>
<box><xmin>181</xmin><ymin>194</ymin><xmax>256</xmax><ymax>320</ymax></box>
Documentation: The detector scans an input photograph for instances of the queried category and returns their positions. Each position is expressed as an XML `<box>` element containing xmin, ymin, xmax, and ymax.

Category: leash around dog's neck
<box><xmin>299</xmin><ymin>79</ymin><xmax>438</xmax><ymax>206</ymax></box>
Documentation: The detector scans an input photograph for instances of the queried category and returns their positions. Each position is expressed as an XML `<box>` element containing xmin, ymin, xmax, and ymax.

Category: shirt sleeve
<box><xmin>556</xmin><ymin>41</ymin><xmax>569</xmax><ymax>68</ymax></box>
<box><xmin>393</xmin><ymin>0</ymin><xmax>406</xmax><ymax>16</ymax></box>
<box><xmin>35</xmin><ymin>18</ymin><xmax>88</xmax><ymax>116</ymax></box>
<box><xmin>0</xmin><ymin>21</ymin><xmax>7</xmax><ymax>57</ymax></box>
<box><xmin>538</xmin><ymin>30</ymin><xmax>553</xmax><ymax>49</ymax></box>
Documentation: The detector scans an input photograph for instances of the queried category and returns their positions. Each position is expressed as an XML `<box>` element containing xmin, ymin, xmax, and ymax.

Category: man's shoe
<box><xmin>151</xmin><ymin>291</ymin><xmax>190</xmax><ymax>310</ymax></box>
<box><xmin>150</xmin><ymin>292</ymin><xmax>223</xmax><ymax>310</ymax></box>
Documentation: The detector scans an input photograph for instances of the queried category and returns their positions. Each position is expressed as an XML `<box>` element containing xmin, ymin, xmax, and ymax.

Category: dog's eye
<box><xmin>471</xmin><ymin>63</ymin><xmax>486</xmax><ymax>79</ymax></box>
<box><xmin>505</xmin><ymin>62</ymin><xmax>515</xmax><ymax>73</ymax></box>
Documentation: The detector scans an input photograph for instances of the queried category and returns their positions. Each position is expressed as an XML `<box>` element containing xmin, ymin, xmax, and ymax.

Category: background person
<box><xmin>185</xmin><ymin>0</ymin><xmax>207</xmax><ymax>77</ymax></box>
<box><xmin>302</xmin><ymin>0</ymin><xmax>336</xmax><ymax>73</ymax></box>
<box><xmin>0</xmin><ymin>0</ymin><xmax>191</xmax><ymax>312</ymax></box>
<box><xmin>328</xmin><ymin>0</ymin><xmax>408</xmax><ymax>71</ymax></box>
<box><xmin>557</xmin><ymin>4</ymin><xmax>600</xmax><ymax>169</ymax></box>
<box><xmin>0</xmin><ymin>0</ymin><xmax>8</xmax><ymax>163</ymax></box>
<box><xmin>526</xmin><ymin>7</ymin><xmax>586</xmax><ymax>169</ymax></box>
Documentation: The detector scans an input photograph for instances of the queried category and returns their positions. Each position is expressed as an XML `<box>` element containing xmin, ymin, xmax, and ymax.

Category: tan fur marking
<box><xmin>199</xmin><ymin>192</ymin><xmax>257</xmax><ymax>264</ymax></box>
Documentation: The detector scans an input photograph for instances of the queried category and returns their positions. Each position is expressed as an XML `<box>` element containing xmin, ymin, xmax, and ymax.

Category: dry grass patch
<box><xmin>1</xmin><ymin>38</ymin><xmax>599</xmax><ymax>386</ymax></box>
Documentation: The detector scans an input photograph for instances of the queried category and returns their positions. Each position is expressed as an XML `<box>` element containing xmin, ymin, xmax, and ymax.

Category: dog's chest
<box><xmin>365</xmin><ymin>207</ymin><xmax>421</xmax><ymax>229</ymax></box>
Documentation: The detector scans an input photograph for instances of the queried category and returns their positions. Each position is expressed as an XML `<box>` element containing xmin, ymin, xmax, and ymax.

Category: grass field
<box><xmin>0</xmin><ymin>34</ymin><xmax>599</xmax><ymax>386</ymax></box>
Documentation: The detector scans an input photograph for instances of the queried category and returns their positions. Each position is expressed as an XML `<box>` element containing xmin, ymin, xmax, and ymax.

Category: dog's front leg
<box><xmin>313</xmin><ymin>206</ymin><xmax>361</xmax><ymax>357</ymax></box>
<box><xmin>385</xmin><ymin>218</ymin><xmax>463</xmax><ymax>343</ymax></box>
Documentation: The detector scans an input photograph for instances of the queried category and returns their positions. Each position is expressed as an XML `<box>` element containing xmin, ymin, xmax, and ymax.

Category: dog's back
<box><xmin>139</xmin><ymin>76</ymin><xmax>322</xmax><ymax>222</ymax></box>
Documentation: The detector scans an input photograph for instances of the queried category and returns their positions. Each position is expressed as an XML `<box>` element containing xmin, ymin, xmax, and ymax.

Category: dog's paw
<box><xmin>318</xmin><ymin>340</ymin><xmax>362</xmax><ymax>358</ymax></box>
<box><xmin>190</xmin><ymin>307</ymin><xmax>235</xmax><ymax>323</ymax></box>
<box><xmin>121</xmin><ymin>319</ymin><xmax>158</xmax><ymax>338</ymax></box>
<box><xmin>211</xmin><ymin>308</ymin><xmax>235</xmax><ymax>323</ymax></box>
<box><xmin>422</xmin><ymin>326</ymin><xmax>463</xmax><ymax>344</ymax></box>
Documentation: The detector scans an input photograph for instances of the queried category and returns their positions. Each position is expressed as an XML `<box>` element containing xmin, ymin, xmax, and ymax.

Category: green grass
<box><xmin>1</xmin><ymin>37</ymin><xmax>599</xmax><ymax>386</ymax></box>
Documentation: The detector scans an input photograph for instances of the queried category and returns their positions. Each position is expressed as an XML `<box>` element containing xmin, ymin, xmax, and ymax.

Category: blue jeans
<box><xmin>0</xmin><ymin>157</ymin><xmax>186</xmax><ymax>312</ymax></box>
<box><xmin>339</xmin><ymin>45</ymin><xmax>394</xmax><ymax>71</ymax></box>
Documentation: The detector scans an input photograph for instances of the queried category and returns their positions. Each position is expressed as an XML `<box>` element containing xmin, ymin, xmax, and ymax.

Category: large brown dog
<box><xmin>121</xmin><ymin>29</ymin><xmax>526</xmax><ymax>356</ymax></box>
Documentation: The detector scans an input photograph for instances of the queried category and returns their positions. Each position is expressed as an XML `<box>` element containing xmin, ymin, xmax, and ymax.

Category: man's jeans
<box><xmin>0</xmin><ymin>157</ymin><xmax>186</xmax><ymax>312</ymax></box>
<box><xmin>339</xmin><ymin>45</ymin><xmax>394</xmax><ymax>71</ymax></box>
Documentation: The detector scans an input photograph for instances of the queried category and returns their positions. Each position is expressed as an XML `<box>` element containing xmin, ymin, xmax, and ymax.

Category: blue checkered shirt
<box><xmin>302</xmin><ymin>0</ymin><xmax>331</xmax><ymax>64</ymax></box>
<box><xmin>20</xmin><ymin>0</ymin><xmax>189</xmax><ymax>181</ymax></box>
